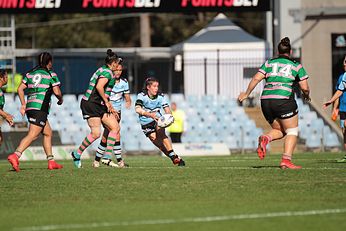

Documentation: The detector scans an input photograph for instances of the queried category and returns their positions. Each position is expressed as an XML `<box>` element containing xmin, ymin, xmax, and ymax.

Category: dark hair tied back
<box><xmin>105</xmin><ymin>49</ymin><xmax>120</xmax><ymax>65</ymax></box>
<box><xmin>38</xmin><ymin>52</ymin><xmax>52</xmax><ymax>68</ymax></box>
<box><xmin>278</xmin><ymin>37</ymin><xmax>291</xmax><ymax>55</ymax></box>
<box><xmin>281</xmin><ymin>37</ymin><xmax>290</xmax><ymax>46</ymax></box>
<box><xmin>0</xmin><ymin>69</ymin><xmax>7</xmax><ymax>78</ymax></box>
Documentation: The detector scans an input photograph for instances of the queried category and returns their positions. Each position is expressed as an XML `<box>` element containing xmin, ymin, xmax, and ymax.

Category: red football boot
<box><xmin>48</xmin><ymin>160</ymin><xmax>63</xmax><ymax>170</ymax></box>
<box><xmin>8</xmin><ymin>153</ymin><xmax>20</xmax><ymax>172</ymax></box>
<box><xmin>257</xmin><ymin>135</ymin><xmax>269</xmax><ymax>160</ymax></box>
<box><xmin>280</xmin><ymin>160</ymin><xmax>302</xmax><ymax>169</ymax></box>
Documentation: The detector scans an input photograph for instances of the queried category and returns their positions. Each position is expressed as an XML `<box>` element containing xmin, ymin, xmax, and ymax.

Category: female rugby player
<box><xmin>135</xmin><ymin>77</ymin><xmax>185</xmax><ymax>166</ymax></box>
<box><xmin>93</xmin><ymin>62</ymin><xmax>132</xmax><ymax>168</ymax></box>
<box><xmin>8</xmin><ymin>52</ymin><xmax>64</xmax><ymax>171</ymax></box>
<box><xmin>71</xmin><ymin>49</ymin><xmax>122</xmax><ymax>168</ymax></box>
<box><xmin>238</xmin><ymin>37</ymin><xmax>311</xmax><ymax>169</ymax></box>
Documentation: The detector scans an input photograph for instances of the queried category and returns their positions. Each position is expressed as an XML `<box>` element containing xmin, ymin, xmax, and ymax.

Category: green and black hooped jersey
<box><xmin>23</xmin><ymin>68</ymin><xmax>61</xmax><ymax>113</ymax></box>
<box><xmin>82</xmin><ymin>65</ymin><xmax>115</xmax><ymax>105</ymax></box>
<box><xmin>0</xmin><ymin>88</ymin><xmax>4</xmax><ymax>109</ymax></box>
<box><xmin>259</xmin><ymin>55</ymin><xmax>309</xmax><ymax>100</ymax></box>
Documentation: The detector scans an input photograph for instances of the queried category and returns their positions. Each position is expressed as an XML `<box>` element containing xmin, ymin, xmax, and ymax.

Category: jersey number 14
<box><xmin>271</xmin><ymin>63</ymin><xmax>292</xmax><ymax>77</ymax></box>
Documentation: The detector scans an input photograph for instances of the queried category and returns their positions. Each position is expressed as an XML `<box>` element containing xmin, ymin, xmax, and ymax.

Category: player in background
<box><xmin>167</xmin><ymin>102</ymin><xmax>186</xmax><ymax>143</ymax></box>
<box><xmin>0</xmin><ymin>70</ymin><xmax>14</xmax><ymax>145</ymax></box>
<box><xmin>93</xmin><ymin>62</ymin><xmax>131</xmax><ymax>168</ymax></box>
<box><xmin>135</xmin><ymin>77</ymin><xmax>185</xmax><ymax>166</ymax></box>
<box><xmin>324</xmin><ymin>55</ymin><xmax>346</xmax><ymax>162</ymax></box>
<box><xmin>7</xmin><ymin>52</ymin><xmax>64</xmax><ymax>171</ymax></box>
<box><xmin>238</xmin><ymin>37</ymin><xmax>311</xmax><ymax>169</ymax></box>
<box><xmin>71</xmin><ymin>49</ymin><xmax>121</xmax><ymax>168</ymax></box>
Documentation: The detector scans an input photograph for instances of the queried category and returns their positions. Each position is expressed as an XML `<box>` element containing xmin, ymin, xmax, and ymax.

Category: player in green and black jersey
<box><xmin>71</xmin><ymin>49</ymin><xmax>122</xmax><ymax>168</ymax></box>
<box><xmin>8</xmin><ymin>52</ymin><xmax>64</xmax><ymax>171</ymax></box>
<box><xmin>239</xmin><ymin>37</ymin><xmax>311</xmax><ymax>169</ymax></box>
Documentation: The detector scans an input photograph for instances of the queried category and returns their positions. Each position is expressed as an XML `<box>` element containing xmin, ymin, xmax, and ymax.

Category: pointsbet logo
<box><xmin>0</xmin><ymin>0</ymin><xmax>268</xmax><ymax>12</ymax></box>
<box><xmin>82</xmin><ymin>0</ymin><xmax>161</xmax><ymax>8</ymax></box>
<box><xmin>181</xmin><ymin>0</ymin><xmax>259</xmax><ymax>7</ymax></box>
<box><xmin>0</xmin><ymin>0</ymin><xmax>61</xmax><ymax>8</ymax></box>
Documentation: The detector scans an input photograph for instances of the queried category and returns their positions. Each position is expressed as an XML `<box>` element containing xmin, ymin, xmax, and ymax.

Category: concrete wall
<box><xmin>301</xmin><ymin>0</ymin><xmax>346</xmax><ymax>112</ymax></box>
<box><xmin>280</xmin><ymin>0</ymin><xmax>301</xmax><ymax>54</ymax></box>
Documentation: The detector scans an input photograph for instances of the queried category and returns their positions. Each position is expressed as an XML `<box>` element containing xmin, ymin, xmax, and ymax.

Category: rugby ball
<box><xmin>157</xmin><ymin>114</ymin><xmax>174</xmax><ymax>128</ymax></box>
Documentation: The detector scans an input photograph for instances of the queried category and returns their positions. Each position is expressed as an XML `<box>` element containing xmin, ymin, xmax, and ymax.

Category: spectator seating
<box><xmin>1</xmin><ymin>93</ymin><xmax>341</xmax><ymax>153</ymax></box>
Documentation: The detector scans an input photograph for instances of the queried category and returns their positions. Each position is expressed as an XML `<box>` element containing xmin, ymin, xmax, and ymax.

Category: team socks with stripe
<box><xmin>77</xmin><ymin>134</ymin><xmax>96</xmax><ymax>155</ymax></box>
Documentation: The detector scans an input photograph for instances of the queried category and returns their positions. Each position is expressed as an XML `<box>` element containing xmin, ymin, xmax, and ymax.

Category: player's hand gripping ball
<box><xmin>157</xmin><ymin>114</ymin><xmax>174</xmax><ymax>128</ymax></box>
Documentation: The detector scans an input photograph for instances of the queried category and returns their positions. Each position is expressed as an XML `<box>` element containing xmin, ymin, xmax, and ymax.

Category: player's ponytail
<box><xmin>105</xmin><ymin>49</ymin><xmax>122</xmax><ymax>65</ymax></box>
<box><xmin>0</xmin><ymin>69</ymin><xmax>6</xmax><ymax>79</ymax></box>
<box><xmin>278</xmin><ymin>37</ymin><xmax>291</xmax><ymax>54</ymax></box>
<box><xmin>38</xmin><ymin>52</ymin><xmax>52</xmax><ymax>69</ymax></box>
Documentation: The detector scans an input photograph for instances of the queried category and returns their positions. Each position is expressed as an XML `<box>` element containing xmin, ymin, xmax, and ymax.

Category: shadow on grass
<box><xmin>316</xmin><ymin>159</ymin><xmax>345</xmax><ymax>164</ymax></box>
<box><xmin>8</xmin><ymin>167</ymin><xmax>47</xmax><ymax>172</ymax></box>
<box><xmin>251</xmin><ymin>165</ymin><xmax>280</xmax><ymax>169</ymax></box>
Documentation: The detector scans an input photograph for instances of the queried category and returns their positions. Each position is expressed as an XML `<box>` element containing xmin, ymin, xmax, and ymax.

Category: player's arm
<box><xmin>298</xmin><ymin>79</ymin><xmax>310</xmax><ymax>102</ymax></box>
<box><xmin>238</xmin><ymin>72</ymin><xmax>265</xmax><ymax>102</ymax></box>
<box><xmin>162</xmin><ymin>94</ymin><xmax>171</xmax><ymax>114</ymax></box>
<box><xmin>50</xmin><ymin>72</ymin><xmax>63</xmax><ymax>105</ymax></box>
<box><xmin>0</xmin><ymin>108</ymin><xmax>14</xmax><ymax>126</ymax></box>
<box><xmin>17</xmin><ymin>82</ymin><xmax>27</xmax><ymax>116</ymax></box>
<box><xmin>124</xmin><ymin>93</ymin><xmax>131</xmax><ymax>109</ymax></box>
<box><xmin>135</xmin><ymin>100</ymin><xmax>156</xmax><ymax>119</ymax></box>
<box><xmin>332</xmin><ymin>98</ymin><xmax>340</xmax><ymax>121</ymax></box>
<box><xmin>333</xmin><ymin>98</ymin><xmax>340</xmax><ymax>111</ymax></box>
<box><xmin>163</xmin><ymin>106</ymin><xmax>171</xmax><ymax>114</ymax></box>
<box><xmin>53</xmin><ymin>86</ymin><xmax>63</xmax><ymax>105</ymax></box>
<box><xmin>323</xmin><ymin>90</ymin><xmax>343</xmax><ymax>108</ymax></box>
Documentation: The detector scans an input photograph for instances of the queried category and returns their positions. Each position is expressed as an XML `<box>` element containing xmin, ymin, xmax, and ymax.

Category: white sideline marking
<box><xmin>129</xmin><ymin>166</ymin><xmax>344</xmax><ymax>170</ymax></box>
<box><xmin>14</xmin><ymin>208</ymin><xmax>346</xmax><ymax>231</ymax></box>
<box><xmin>205</xmin><ymin>167</ymin><xmax>344</xmax><ymax>170</ymax></box>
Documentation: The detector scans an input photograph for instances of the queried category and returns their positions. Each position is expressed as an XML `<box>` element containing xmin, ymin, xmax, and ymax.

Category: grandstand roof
<box><xmin>172</xmin><ymin>13</ymin><xmax>266</xmax><ymax>51</ymax></box>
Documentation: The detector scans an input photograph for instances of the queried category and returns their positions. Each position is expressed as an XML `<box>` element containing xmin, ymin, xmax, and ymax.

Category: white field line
<box><xmin>126</xmin><ymin>166</ymin><xmax>344</xmax><ymax>170</ymax></box>
<box><xmin>205</xmin><ymin>167</ymin><xmax>345</xmax><ymax>170</ymax></box>
<box><xmin>14</xmin><ymin>208</ymin><xmax>346</xmax><ymax>231</ymax></box>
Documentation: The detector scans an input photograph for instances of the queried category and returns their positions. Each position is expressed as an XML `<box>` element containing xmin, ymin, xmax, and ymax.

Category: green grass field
<box><xmin>0</xmin><ymin>152</ymin><xmax>346</xmax><ymax>231</ymax></box>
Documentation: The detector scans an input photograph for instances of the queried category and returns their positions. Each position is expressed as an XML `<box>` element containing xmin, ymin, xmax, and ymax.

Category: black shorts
<box><xmin>261</xmin><ymin>99</ymin><xmax>298</xmax><ymax>124</ymax></box>
<box><xmin>141</xmin><ymin>120</ymin><xmax>158</xmax><ymax>137</ymax></box>
<box><xmin>26</xmin><ymin>110</ymin><xmax>48</xmax><ymax>127</ymax></box>
<box><xmin>80</xmin><ymin>100</ymin><xmax>107</xmax><ymax>120</ymax></box>
<box><xmin>340</xmin><ymin>111</ymin><xmax>346</xmax><ymax>120</ymax></box>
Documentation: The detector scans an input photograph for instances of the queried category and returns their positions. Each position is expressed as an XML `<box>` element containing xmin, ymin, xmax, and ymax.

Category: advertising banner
<box><xmin>172</xmin><ymin>143</ymin><xmax>231</xmax><ymax>156</ymax></box>
<box><xmin>0</xmin><ymin>0</ymin><xmax>270</xmax><ymax>14</ymax></box>
<box><xmin>0</xmin><ymin>131</ymin><xmax>61</xmax><ymax>160</ymax></box>
<box><xmin>20</xmin><ymin>145</ymin><xmax>92</xmax><ymax>161</ymax></box>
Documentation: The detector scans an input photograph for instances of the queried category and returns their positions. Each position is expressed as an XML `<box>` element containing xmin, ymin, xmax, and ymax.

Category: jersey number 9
<box><xmin>33</xmin><ymin>74</ymin><xmax>42</xmax><ymax>87</ymax></box>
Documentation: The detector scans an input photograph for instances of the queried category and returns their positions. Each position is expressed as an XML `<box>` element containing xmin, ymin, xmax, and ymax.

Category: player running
<box><xmin>135</xmin><ymin>77</ymin><xmax>185</xmax><ymax>166</ymax></box>
<box><xmin>71</xmin><ymin>49</ymin><xmax>121</xmax><ymax>168</ymax></box>
<box><xmin>323</xmin><ymin>55</ymin><xmax>346</xmax><ymax>162</ymax></box>
<box><xmin>93</xmin><ymin>62</ymin><xmax>132</xmax><ymax>168</ymax></box>
<box><xmin>8</xmin><ymin>52</ymin><xmax>64</xmax><ymax>171</ymax></box>
<box><xmin>238</xmin><ymin>37</ymin><xmax>311</xmax><ymax>169</ymax></box>
<box><xmin>0</xmin><ymin>70</ymin><xmax>14</xmax><ymax>145</ymax></box>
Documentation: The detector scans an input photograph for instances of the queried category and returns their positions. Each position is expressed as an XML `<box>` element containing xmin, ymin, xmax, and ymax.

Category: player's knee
<box><xmin>43</xmin><ymin>129</ymin><xmax>52</xmax><ymax>138</ymax></box>
<box><xmin>285</xmin><ymin>127</ymin><xmax>298</xmax><ymax>136</ymax></box>
<box><xmin>148</xmin><ymin>133</ymin><xmax>156</xmax><ymax>142</ymax></box>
